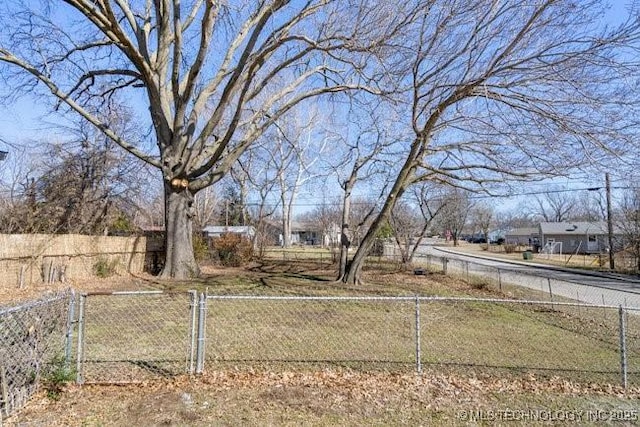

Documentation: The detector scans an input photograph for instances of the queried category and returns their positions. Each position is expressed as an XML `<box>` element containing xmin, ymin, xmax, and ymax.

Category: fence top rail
<box><xmin>82</xmin><ymin>290</ymin><xmax>196</xmax><ymax>297</ymax></box>
<box><xmin>0</xmin><ymin>289</ymin><xmax>72</xmax><ymax>315</ymax></box>
<box><xmin>207</xmin><ymin>295</ymin><xmax>417</xmax><ymax>302</ymax></box>
<box><xmin>205</xmin><ymin>294</ymin><xmax>640</xmax><ymax>310</ymax></box>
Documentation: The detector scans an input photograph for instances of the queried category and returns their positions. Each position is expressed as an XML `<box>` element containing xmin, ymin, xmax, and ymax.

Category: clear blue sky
<box><xmin>0</xmin><ymin>1</ymin><xmax>636</xmax><ymax>214</ymax></box>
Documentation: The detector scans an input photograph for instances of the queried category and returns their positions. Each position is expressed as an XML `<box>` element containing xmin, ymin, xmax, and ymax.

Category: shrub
<box><xmin>503</xmin><ymin>244</ymin><xmax>516</xmax><ymax>254</ymax></box>
<box><xmin>93</xmin><ymin>257</ymin><xmax>118</xmax><ymax>278</ymax></box>
<box><xmin>42</xmin><ymin>355</ymin><xmax>76</xmax><ymax>400</ymax></box>
<box><xmin>368</xmin><ymin>238</ymin><xmax>384</xmax><ymax>256</ymax></box>
<box><xmin>212</xmin><ymin>233</ymin><xmax>253</xmax><ymax>266</ymax></box>
<box><xmin>193</xmin><ymin>233</ymin><xmax>210</xmax><ymax>262</ymax></box>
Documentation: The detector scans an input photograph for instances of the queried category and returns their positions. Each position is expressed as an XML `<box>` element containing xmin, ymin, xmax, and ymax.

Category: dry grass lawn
<box><xmin>4</xmin><ymin>256</ymin><xmax>640</xmax><ymax>426</ymax></box>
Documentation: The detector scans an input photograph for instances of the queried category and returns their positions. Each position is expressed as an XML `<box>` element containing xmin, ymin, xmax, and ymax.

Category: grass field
<box><xmin>71</xmin><ymin>258</ymin><xmax>640</xmax><ymax>386</ymax></box>
<box><xmin>6</xmin><ymin>256</ymin><xmax>640</xmax><ymax>425</ymax></box>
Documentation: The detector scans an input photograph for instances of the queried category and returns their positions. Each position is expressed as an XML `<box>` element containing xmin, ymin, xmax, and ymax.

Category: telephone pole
<box><xmin>606</xmin><ymin>173</ymin><xmax>615</xmax><ymax>270</ymax></box>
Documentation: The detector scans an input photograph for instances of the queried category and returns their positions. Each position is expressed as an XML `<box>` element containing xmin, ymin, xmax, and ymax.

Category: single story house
<box><xmin>202</xmin><ymin>225</ymin><xmax>256</xmax><ymax>240</ymax></box>
<box><xmin>287</xmin><ymin>221</ymin><xmax>340</xmax><ymax>247</ymax></box>
<box><xmin>504</xmin><ymin>227</ymin><xmax>539</xmax><ymax>246</ymax></box>
<box><xmin>538</xmin><ymin>221</ymin><xmax>621</xmax><ymax>254</ymax></box>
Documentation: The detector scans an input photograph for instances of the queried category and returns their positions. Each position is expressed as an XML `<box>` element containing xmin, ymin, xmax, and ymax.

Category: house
<box><xmin>287</xmin><ymin>221</ymin><xmax>340</xmax><ymax>247</ymax></box>
<box><xmin>202</xmin><ymin>225</ymin><xmax>256</xmax><ymax>240</ymax></box>
<box><xmin>538</xmin><ymin>221</ymin><xmax>620</xmax><ymax>254</ymax></box>
<box><xmin>504</xmin><ymin>227</ymin><xmax>539</xmax><ymax>246</ymax></box>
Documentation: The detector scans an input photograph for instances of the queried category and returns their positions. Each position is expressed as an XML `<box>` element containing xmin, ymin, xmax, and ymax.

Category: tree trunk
<box><xmin>342</xmin><ymin>186</ymin><xmax>408</xmax><ymax>284</ymax></box>
<box><xmin>161</xmin><ymin>182</ymin><xmax>200</xmax><ymax>279</ymax></box>
<box><xmin>393</xmin><ymin>233</ymin><xmax>409</xmax><ymax>264</ymax></box>
<box><xmin>282</xmin><ymin>209</ymin><xmax>292</xmax><ymax>247</ymax></box>
<box><xmin>342</xmin><ymin>136</ymin><xmax>423</xmax><ymax>285</ymax></box>
<box><xmin>342</xmin><ymin>203</ymin><xmax>393</xmax><ymax>284</ymax></box>
<box><xmin>338</xmin><ymin>191</ymin><xmax>352</xmax><ymax>280</ymax></box>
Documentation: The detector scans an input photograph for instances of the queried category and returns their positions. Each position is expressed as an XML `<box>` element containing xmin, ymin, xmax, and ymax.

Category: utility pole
<box><xmin>606</xmin><ymin>173</ymin><xmax>615</xmax><ymax>270</ymax></box>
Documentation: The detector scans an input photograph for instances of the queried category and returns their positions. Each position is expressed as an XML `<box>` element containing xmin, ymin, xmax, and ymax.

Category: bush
<box><xmin>503</xmin><ymin>244</ymin><xmax>516</xmax><ymax>254</ymax></box>
<box><xmin>193</xmin><ymin>233</ymin><xmax>210</xmax><ymax>262</ymax></box>
<box><xmin>42</xmin><ymin>354</ymin><xmax>76</xmax><ymax>400</ymax></box>
<box><xmin>368</xmin><ymin>239</ymin><xmax>385</xmax><ymax>256</ymax></box>
<box><xmin>93</xmin><ymin>257</ymin><xmax>119</xmax><ymax>278</ymax></box>
<box><xmin>212</xmin><ymin>233</ymin><xmax>253</xmax><ymax>266</ymax></box>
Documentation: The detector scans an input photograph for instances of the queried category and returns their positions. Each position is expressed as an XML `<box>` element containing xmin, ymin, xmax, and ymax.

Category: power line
<box><xmin>241</xmin><ymin>185</ymin><xmax>638</xmax><ymax>208</ymax></box>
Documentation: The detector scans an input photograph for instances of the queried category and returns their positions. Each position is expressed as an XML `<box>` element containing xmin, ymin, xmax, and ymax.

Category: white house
<box><xmin>202</xmin><ymin>225</ymin><xmax>256</xmax><ymax>240</ymax></box>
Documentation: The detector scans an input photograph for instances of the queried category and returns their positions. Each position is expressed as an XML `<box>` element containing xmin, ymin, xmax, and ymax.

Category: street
<box><xmin>416</xmin><ymin>244</ymin><xmax>640</xmax><ymax>309</ymax></box>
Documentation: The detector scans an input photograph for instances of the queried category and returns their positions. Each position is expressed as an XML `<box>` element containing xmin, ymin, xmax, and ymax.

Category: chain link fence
<box><xmin>75</xmin><ymin>291</ymin><xmax>197</xmax><ymax>383</ymax></box>
<box><xmin>0</xmin><ymin>290</ymin><xmax>74</xmax><ymax>418</ymax></box>
<box><xmin>404</xmin><ymin>251</ymin><xmax>640</xmax><ymax>308</ymax></box>
<box><xmin>205</xmin><ymin>296</ymin><xmax>416</xmax><ymax>369</ymax></box>
<box><xmin>200</xmin><ymin>296</ymin><xmax>640</xmax><ymax>387</ymax></box>
<box><xmin>3</xmin><ymin>288</ymin><xmax>640</xmax><ymax>419</ymax></box>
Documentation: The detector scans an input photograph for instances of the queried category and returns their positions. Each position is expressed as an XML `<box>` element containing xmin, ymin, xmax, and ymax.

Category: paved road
<box><xmin>415</xmin><ymin>244</ymin><xmax>640</xmax><ymax>308</ymax></box>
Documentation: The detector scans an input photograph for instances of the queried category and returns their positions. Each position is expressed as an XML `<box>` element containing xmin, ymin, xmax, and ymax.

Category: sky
<box><xmin>0</xmin><ymin>1</ymin><xmax>638</xmax><ymax>217</ymax></box>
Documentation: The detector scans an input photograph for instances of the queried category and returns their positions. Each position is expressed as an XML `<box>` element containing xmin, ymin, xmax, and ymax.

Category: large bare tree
<box><xmin>469</xmin><ymin>202</ymin><xmax>494</xmax><ymax>244</ymax></box>
<box><xmin>531</xmin><ymin>188</ymin><xmax>579</xmax><ymax>222</ymax></box>
<box><xmin>341</xmin><ymin>0</ymin><xmax>640</xmax><ymax>284</ymax></box>
<box><xmin>329</xmin><ymin>110</ymin><xmax>392</xmax><ymax>280</ymax></box>
<box><xmin>0</xmin><ymin>0</ymin><xmax>406</xmax><ymax>278</ymax></box>
<box><xmin>270</xmin><ymin>109</ymin><xmax>329</xmax><ymax>247</ymax></box>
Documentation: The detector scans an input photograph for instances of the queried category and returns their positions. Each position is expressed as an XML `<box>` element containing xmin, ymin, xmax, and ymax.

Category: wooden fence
<box><xmin>0</xmin><ymin>234</ymin><xmax>147</xmax><ymax>289</ymax></box>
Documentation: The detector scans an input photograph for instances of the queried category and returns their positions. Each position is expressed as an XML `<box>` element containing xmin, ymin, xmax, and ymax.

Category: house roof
<box><xmin>203</xmin><ymin>225</ymin><xmax>255</xmax><ymax>235</ymax></box>
<box><xmin>505</xmin><ymin>227</ymin><xmax>538</xmax><ymax>237</ymax></box>
<box><xmin>539</xmin><ymin>221</ymin><xmax>608</xmax><ymax>235</ymax></box>
<box><xmin>290</xmin><ymin>220</ymin><xmax>322</xmax><ymax>232</ymax></box>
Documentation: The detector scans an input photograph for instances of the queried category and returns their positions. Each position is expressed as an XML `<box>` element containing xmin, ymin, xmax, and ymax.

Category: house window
<box><xmin>546</xmin><ymin>238</ymin><xmax>555</xmax><ymax>245</ymax></box>
<box><xmin>588</xmin><ymin>235</ymin><xmax>597</xmax><ymax>243</ymax></box>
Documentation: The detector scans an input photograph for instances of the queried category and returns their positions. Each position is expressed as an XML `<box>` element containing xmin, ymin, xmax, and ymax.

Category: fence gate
<box><xmin>76</xmin><ymin>291</ymin><xmax>197</xmax><ymax>383</ymax></box>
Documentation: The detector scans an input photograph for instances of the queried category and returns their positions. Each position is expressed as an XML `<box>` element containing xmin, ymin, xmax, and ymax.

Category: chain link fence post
<box><xmin>618</xmin><ymin>305</ymin><xmax>628</xmax><ymax>390</ymax></box>
<box><xmin>196</xmin><ymin>292</ymin><xmax>207</xmax><ymax>374</ymax></box>
<box><xmin>415</xmin><ymin>296</ymin><xmax>422</xmax><ymax>374</ymax></box>
<box><xmin>188</xmin><ymin>290</ymin><xmax>198</xmax><ymax>375</ymax></box>
<box><xmin>64</xmin><ymin>290</ymin><xmax>76</xmax><ymax>369</ymax></box>
<box><xmin>75</xmin><ymin>294</ymin><xmax>86</xmax><ymax>384</ymax></box>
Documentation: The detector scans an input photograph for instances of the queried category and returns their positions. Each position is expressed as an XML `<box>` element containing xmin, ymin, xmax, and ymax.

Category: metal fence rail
<box><xmin>0</xmin><ymin>290</ymin><xmax>74</xmax><ymax>419</ymax></box>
